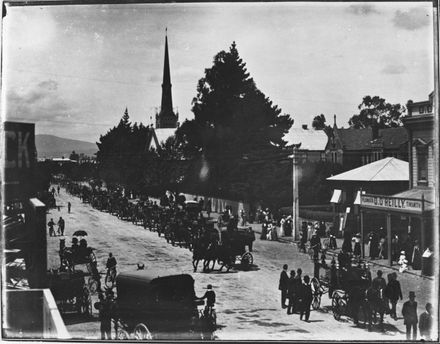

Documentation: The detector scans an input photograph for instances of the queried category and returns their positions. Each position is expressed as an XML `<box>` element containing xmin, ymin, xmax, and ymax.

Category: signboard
<box><xmin>3</xmin><ymin>121</ymin><xmax>37</xmax><ymax>200</ymax></box>
<box><xmin>360</xmin><ymin>194</ymin><xmax>423</xmax><ymax>214</ymax></box>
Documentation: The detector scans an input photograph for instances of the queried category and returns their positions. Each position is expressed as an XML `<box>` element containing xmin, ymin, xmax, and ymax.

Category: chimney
<box><xmin>302</xmin><ymin>124</ymin><xmax>308</xmax><ymax>130</ymax></box>
<box><xmin>333</xmin><ymin>114</ymin><xmax>337</xmax><ymax>127</ymax></box>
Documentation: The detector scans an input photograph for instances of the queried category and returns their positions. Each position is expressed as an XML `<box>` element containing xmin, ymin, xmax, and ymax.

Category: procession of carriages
<box><xmin>64</xmin><ymin>181</ymin><xmax>256</xmax><ymax>273</ymax></box>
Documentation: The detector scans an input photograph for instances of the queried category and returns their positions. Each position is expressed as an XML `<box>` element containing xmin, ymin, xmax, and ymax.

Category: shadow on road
<box><xmin>62</xmin><ymin>313</ymin><xmax>97</xmax><ymax>326</ymax></box>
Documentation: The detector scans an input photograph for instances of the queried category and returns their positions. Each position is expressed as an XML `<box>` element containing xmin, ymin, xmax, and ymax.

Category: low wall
<box><xmin>4</xmin><ymin>289</ymin><xmax>70</xmax><ymax>339</ymax></box>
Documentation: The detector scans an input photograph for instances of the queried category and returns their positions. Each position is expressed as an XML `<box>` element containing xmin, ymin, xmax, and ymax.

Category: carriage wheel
<box><xmin>134</xmin><ymin>323</ymin><xmax>153</xmax><ymax>340</ymax></box>
<box><xmin>89</xmin><ymin>251</ymin><xmax>97</xmax><ymax>263</ymax></box>
<box><xmin>116</xmin><ymin>329</ymin><xmax>130</xmax><ymax>340</ymax></box>
<box><xmin>332</xmin><ymin>294</ymin><xmax>342</xmax><ymax>321</ymax></box>
<box><xmin>312</xmin><ymin>293</ymin><xmax>321</xmax><ymax>310</ymax></box>
<box><xmin>105</xmin><ymin>270</ymin><xmax>117</xmax><ymax>289</ymax></box>
<box><xmin>80</xmin><ymin>287</ymin><xmax>92</xmax><ymax>315</ymax></box>
<box><xmin>209</xmin><ymin>309</ymin><xmax>217</xmax><ymax>328</ymax></box>
<box><xmin>241</xmin><ymin>252</ymin><xmax>253</xmax><ymax>267</ymax></box>
<box><xmin>88</xmin><ymin>278</ymin><xmax>98</xmax><ymax>294</ymax></box>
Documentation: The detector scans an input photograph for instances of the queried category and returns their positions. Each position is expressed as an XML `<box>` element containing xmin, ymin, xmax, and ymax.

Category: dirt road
<box><xmin>46</xmin><ymin>187</ymin><xmax>436</xmax><ymax>340</ymax></box>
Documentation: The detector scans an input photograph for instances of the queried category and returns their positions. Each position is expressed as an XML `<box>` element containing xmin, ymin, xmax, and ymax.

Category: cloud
<box><xmin>382</xmin><ymin>64</ymin><xmax>407</xmax><ymax>75</ymax></box>
<box><xmin>347</xmin><ymin>4</ymin><xmax>379</xmax><ymax>16</ymax></box>
<box><xmin>5</xmin><ymin>80</ymin><xmax>79</xmax><ymax>123</ymax></box>
<box><xmin>393</xmin><ymin>7</ymin><xmax>430</xmax><ymax>30</ymax></box>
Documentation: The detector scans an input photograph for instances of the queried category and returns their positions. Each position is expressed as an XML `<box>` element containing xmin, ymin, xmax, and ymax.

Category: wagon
<box><xmin>113</xmin><ymin>270</ymin><xmax>215</xmax><ymax>340</ymax></box>
<box><xmin>221</xmin><ymin>226</ymin><xmax>255</xmax><ymax>268</ymax></box>
<box><xmin>330</xmin><ymin>264</ymin><xmax>381</xmax><ymax>326</ymax></box>
<box><xmin>47</xmin><ymin>270</ymin><xmax>92</xmax><ymax>315</ymax></box>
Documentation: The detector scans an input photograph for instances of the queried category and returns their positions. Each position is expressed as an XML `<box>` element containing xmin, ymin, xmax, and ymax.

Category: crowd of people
<box><xmin>278</xmin><ymin>265</ymin><xmax>313</xmax><ymax>322</ymax></box>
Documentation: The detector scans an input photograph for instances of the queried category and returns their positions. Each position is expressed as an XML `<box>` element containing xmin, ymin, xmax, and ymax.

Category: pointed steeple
<box><xmin>156</xmin><ymin>28</ymin><xmax>178</xmax><ymax>129</ymax></box>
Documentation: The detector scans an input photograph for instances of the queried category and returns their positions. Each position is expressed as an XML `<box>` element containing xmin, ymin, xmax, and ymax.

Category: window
<box><xmin>427</xmin><ymin>106</ymin><xmax>432</xmax><ymax>113</ymax></box>
<box><xmin>331</xmin><ymin>151</ymin><xmax>338</xmax><ymax>164</ymax></box>
<box><xmin>417</xmin><ymin>146</ymin><xmax>428</xmax><ymax>183</ymax></box>
<box><xmin>419</xmin><ymin>106</ymin><xmax>425</xmax><ymax>114</ymax></box>
<box><xmin>320</xmin><ymin>152</ymin><xmax>326</xmax><ymax>162</ymax></box>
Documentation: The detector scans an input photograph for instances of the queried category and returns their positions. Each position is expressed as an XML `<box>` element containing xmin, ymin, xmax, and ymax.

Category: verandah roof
<box><xmin>327</xmin><ymin>157</ymin><xmax>408</xmax><ymax>182</ymax></box>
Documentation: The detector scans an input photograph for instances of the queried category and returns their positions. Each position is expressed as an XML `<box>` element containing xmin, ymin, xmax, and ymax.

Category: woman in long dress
<box><xmin>411</xmin><ymin>240</ymin><xmax>422</xmax><ymax>270</ymax></box>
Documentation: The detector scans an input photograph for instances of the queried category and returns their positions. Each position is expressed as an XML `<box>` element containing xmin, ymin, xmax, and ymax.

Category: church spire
<box><xmin>160</xmin><ymin>28</ymin><xmax>173</xmax><ymax>118</ymax></box>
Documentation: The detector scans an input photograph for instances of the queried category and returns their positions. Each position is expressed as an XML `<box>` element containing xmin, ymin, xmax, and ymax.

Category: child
<box><xmin>398</xmin><ymin>250</ymin><xmax>408</xmax><ymax>273</ymax></box>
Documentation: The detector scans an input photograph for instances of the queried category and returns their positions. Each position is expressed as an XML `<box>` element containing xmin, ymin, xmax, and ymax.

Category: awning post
<box><xmin>386</xmin><ymin>213</ymin><xmax>392</xmax><ymax>267</ymax></box>
<box><xmin>360</xmin><ymin>210</ymin><xmax>364</xmax><ymax>259</ymax></box>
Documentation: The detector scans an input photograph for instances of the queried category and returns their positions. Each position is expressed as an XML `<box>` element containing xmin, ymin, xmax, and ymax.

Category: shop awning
<box><xmin>392</xmin><ymin>188</ymin><xmax>435</xmax><ymax>211</ymax></box>
<box><xmin>330</xmin><ymin>189</ymin><xmax>342</xmax><ymax>203</ymax></box>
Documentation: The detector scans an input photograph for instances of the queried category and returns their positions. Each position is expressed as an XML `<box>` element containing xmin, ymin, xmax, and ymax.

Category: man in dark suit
<box><xmin>402</xmin><ymin>291</ymin><xmax>418</xmax><ymax>340</ymax></box>
<box><xmin>278</xmin><ymin>264</ymin><xmax>289</xmax><ymax>309</ymax></box>
<box><xmin>384</xmin><ymin>272</ymin><xmax>402</xmax><ymax>320</ymax></box>
<box><xmin>286</xmin><ymin>270</ymin><xmax>296</xmax><ymax>314</ymax></box>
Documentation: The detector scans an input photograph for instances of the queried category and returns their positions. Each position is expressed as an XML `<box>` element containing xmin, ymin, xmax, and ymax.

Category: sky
<box><xmin>2</xmin><ymin>2</ymin><xmax>434</xmax><ymax>142</ymax></box>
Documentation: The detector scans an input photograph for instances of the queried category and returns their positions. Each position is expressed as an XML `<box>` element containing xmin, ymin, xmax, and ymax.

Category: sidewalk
<box><xmin>245</xmin><ymin>220</ymin><xmax>433</xmax><ymax>281</ymax></box>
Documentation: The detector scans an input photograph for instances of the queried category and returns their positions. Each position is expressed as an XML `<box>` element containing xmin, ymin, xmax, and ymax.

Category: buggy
<box><xmin>47</xmin><ymin>270</ymin><xmax>93</xmax><ymax>315</ymax></box>
<box><xmin>113</xmin><ymin>270</ymin><xmax>215</xmax><ymax>340</ymax></box>
<box><xmin>223</xmin><ymin>226</ymin><xmax>255</xmax><ymax>267</ymax></box>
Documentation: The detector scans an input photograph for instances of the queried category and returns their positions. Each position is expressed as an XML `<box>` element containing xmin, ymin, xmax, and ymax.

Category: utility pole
<box><xmin>292</xmin><ymin>144</ymin><xmax>301</xmax><ymax>241</ymax></box>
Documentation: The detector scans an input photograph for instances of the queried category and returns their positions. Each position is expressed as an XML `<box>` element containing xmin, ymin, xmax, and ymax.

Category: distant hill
<box><xmin>36</xmin><ymin>134</ymin><xmax>97</xmax><ymax>159</ymax></box>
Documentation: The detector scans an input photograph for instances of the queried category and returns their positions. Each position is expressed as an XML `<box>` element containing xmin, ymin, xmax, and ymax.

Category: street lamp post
<box><xmin>292</xmin><ymin>144</ymin><xmax>301</xmax><ymax>241</ymax></box>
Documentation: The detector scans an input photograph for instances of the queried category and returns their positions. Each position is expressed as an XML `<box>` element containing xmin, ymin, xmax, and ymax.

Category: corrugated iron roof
<box><xmin>393</xmin><ymin>188</ymin><xmax>435</xmax><ymax>210</ymax></box>
<box><xmin>327</xmin><ymin>157</ymin><xmax>408</xmax><ymax>182</ymax></box>
<box><xmin>283</xmin><ymin>128</ymin><xmax>328</xmax><ymax>151</ymax></box>
<box><xmin>335</xmin><ymin>126</ymin><xmax>407</xmax><ymax>150</ymax></box>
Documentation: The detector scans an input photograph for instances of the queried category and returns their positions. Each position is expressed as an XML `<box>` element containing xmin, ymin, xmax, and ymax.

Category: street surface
<box><xmin>46</xmin><ymin>187</ymin><xmax>437</xmax><ymax>341</ymax></box>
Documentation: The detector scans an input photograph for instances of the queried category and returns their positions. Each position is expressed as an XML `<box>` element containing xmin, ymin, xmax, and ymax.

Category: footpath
<box><xmin>244</xmin><ymin>220</ymin><xmax>434</xmax><ymax>280</ymax></box>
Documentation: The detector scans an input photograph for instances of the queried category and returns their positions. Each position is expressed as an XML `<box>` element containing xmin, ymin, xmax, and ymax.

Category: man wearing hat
<box><xmin>199</xmin><ymin>284</ymin><xmax>216</xmax><ymax>317</ymax></box>
<box><xmin>372</xmin><ymin>270</ymin><xmax>386</xmax><ymax>292</ymax></box>
<box><xmin>278</xmin><ymin>264</ymin><xmax>289</xmax><ymax>309</ymax></box>
<box><xmin>402</xmin><ymin>291</ymin><xmax>418</xmax><ymax>340</ymax></box>
<box><xmin>97</xmin><ymin>289</ymin><xmax>115</xmax><ymax>340</ymax></box>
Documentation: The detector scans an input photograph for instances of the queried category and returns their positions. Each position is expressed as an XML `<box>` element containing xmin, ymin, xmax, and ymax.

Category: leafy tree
<box><xmin>348</xmin><ymin>96</ymin><xmax>405</xmax><ymax>129</ymax></box>
<box><xmin>312</xmin><ymin>114</ymin><xmax>332</xmax><ymax>137</ymax></box>
<box><xmin>312</xmin><ymin>114</ymin><xmax>327</xmax><ymax>130</ymax></box>
<box><xmin>69</xmin><ymin>150</ymin><xmax>79</xmax><ymax>161</ymax></box>
<box><xmin>176</xmin><ymin>42</ymin><xmax>293</xmax><ymax>204</ymax></box>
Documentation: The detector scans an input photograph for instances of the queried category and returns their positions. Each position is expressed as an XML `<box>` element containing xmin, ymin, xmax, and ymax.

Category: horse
<box><xmin>192</xmin><ymin>238</ymin><xmax>206</xmax><ymax>272</ymax></box>
<box><xmin>364</xmin><ymin>287</ymin><xmax>387</xmax><ymax>331</ymax></box>
<box><xmin>203</xmin><ymin>241</ymin><xmax>218</xmax><ymax>272</ymax></box>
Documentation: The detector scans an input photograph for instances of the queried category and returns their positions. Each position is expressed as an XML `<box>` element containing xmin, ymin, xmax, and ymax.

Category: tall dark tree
<box><xmin>176</xmin><ymin>42</ymin><xmax>293</xmax><ymax>203</ymax></box>
<box><xmin>96</xmin><ymin>109</ymin><xmax>154</xmax><ymax>189</ymax></box>
<box><xmin>348</xmin><ymin>96</ymin><xmax>405</xmax><ymax>129</ymax></box>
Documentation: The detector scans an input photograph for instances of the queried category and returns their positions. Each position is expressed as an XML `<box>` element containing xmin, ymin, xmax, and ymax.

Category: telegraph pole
<box><xmin>292</xmin><ymin>144</ymin><xmax>301</xmax><ymax>241</ymax></box>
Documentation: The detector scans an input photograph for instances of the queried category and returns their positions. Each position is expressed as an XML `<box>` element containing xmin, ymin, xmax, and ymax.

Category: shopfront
<box><xmin>359</xmin><ymin>192</ymin><xmax>434</xmax><ymax>268</ymax></box>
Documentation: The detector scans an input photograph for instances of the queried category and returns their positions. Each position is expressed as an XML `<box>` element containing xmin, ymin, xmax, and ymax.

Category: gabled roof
<box><xmin>283</xmin><ymin>128</ymin><xmax>328</xmax><ymax>151</ymax></box>
<box><xmin>333</xmin><ymin>126</ymin><xmax>407</xmax><ymax>151</ymax></box>
<box><xmin>327</xmin><ymin>157</ymin><xmax>408</xmax><ymax>182</ymax></box>
<box><xmin>145</xmin><ymin>128</ymin><xmax>176</xmax><ymax>151</ymax></box>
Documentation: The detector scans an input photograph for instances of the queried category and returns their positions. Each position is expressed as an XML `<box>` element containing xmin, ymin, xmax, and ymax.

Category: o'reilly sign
<box><xmin>361</xmin><ymin>194</ymin><xmax>423</xmax><ymax>214</ymax></box>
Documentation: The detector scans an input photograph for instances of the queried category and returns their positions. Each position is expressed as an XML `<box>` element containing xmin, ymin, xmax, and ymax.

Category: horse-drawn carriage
<box><xmin>58</xmin><ymin>238</ymin><xmax>99</xmax><ymax>293</ymax></box>
<box><xmin>221</xmin><ymin>226</ymin><xmax>255</xmax><ymax>266</ymax></box>
<box><xmin>312</xmin><ymin>260</ymin><xmax>387</xmax><ymax>331</ymax></box>
<box><xmin>47</xmin><ymin>270</ymin><xmax>93</xmax><ymax>315</ymax></box>
<box><xmin>112</xmin><ymin>271</ymin><xmax>215</xmax><ymax>340</ymax></box>
<box><xmin>193</xmin><ymin>221</ymin><xmax>255</xmax><ymax>272</ymax></box>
